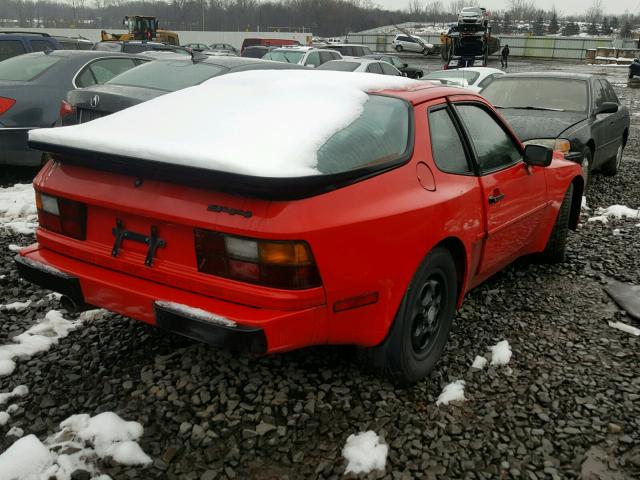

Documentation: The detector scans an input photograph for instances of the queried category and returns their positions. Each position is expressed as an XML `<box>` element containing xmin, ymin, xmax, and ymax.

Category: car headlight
<box><xmin>523</xmin><ymin>138</ymin><xmax>571</xmax><ymax>154</ymax></box>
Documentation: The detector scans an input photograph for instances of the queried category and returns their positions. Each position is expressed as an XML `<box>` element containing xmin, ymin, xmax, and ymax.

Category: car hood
<box><xmin>496</xmin><ymin>109</ymin><xmax>587</xmax><ymax>141</ymax></box>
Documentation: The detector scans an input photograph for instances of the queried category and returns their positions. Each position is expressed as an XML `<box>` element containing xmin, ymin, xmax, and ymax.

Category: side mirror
<box><xmin>523</xmin><ymin>144</ymin><xmax>552</xmax><ymax>167</ymax></box>
<box><xmin>597</xmin><ymin>102</ymin><xmax>618</xmax><ymax>114</ymax></box>
<box><xmin>403</xmin><ymin>63</ymin><xmax>408</xmax><ymax>68</ymax></box>
<box><xmin>123</xmin><ymin>19</ymin><xmax>127</xmax><ymax>26</ymax></box>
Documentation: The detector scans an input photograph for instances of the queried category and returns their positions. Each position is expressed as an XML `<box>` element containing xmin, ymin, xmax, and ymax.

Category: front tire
<box><xmin>601</xmin><ymin>140</ymin><xmax>624</xmax><ymax>176</ymax></box>
<box><xmin>362</xmin><ymin>247</ymin><xmax>457</xmax><ymax>383</ymax></box>
<box><xmin>395</xmin><ymin>45</ymin><xmax>403</xmax><ymax>52</ymax></box>
<box><xmin>539</xmin><ymin>183</ymin><xmax>573</xmax><ymax>264</ymax></box>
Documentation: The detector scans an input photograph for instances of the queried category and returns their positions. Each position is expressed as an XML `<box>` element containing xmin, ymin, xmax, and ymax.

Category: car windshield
<box><xmin>482</xmin><ymin>77</ymin><xmax>588</xmax><ymax>112</ymax></box>
<box><xmin>108</xmin><ymin>60</ymin><xmax>228</xmax><ymax>91</ymax></box>
<box><xmin>0</xmin><ymin>53</ymin><xmax>61</xmax><ymax>81</ymax></box>
<box><xmin>317</xmin><ymin>61</ymin><xmax>359</xmax><ymax>72</ymax></box>
<box><xmin>423</xmin><ymin>70</ymin><xmax>480</xmax><ymax>85</ymax></box>
<box><xmin>316</xmin><ymin>95</ymin><xmax>410</xmax><ymax>174</ymax></box>
<box><xmin>263</xmin><ymin>50</ymin><xmax>305</xmax><ymax>63</ymax></box>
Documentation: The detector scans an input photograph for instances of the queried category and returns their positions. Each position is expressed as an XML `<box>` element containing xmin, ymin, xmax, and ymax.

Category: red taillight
<box><xmin>59</xmin><ymin>100</ymin><xmax>75</xmax><ymax>120</ymax></box>
<box><xmin>194</xmin><ymin>229</ymin><xmax>321</xmax><ymax>290</ymax></box>
<box><xmin>35</xmin><ymin>190</ymin><xmax>86</xmax><ymax>240</ymax></box>
<box><xmin>0</xmin><ymin>96</ymin><xmax>15</xmax><ymax>116</ymax></box>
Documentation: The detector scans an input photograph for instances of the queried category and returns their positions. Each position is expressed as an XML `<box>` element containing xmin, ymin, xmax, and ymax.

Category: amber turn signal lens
<box><xmin>259</xmin><ymin>241</ymin><xmax>312</xmax><ymax>265</ymax></box>
<box><xmin>554</xmin><ymin>139</ymin><xmax>571</xmax><ymax>154</ymax></box>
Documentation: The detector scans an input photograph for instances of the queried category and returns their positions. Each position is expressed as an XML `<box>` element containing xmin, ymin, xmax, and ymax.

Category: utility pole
<box><xmin>201</xmin><ymin>0</ymin><xmax>205</xmax><ymax>31</ymax></box>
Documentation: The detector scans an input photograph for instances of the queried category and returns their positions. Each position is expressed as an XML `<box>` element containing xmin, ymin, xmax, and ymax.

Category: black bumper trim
<box><xmin>14</xmin><ymin>255</ymin><xmax>84</xmax><ymax>304</ymax></box>
<box><xmin>564</xmin><ymin>151</ymin><xmax>584</xmax><ymax>163</ymax></box>
<box><xmin>154</xmin><ymin>303</ymin><xmax>267</xmax><ymax>354</ymax></box>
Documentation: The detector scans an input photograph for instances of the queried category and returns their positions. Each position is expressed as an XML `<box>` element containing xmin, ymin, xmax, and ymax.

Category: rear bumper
<box><xmin>15</xmin><ymin>245</ymin><xmax>328</xmax><ymax>353</ymax></box>
<box><xmin>0</xmin><ymin>128</ymin><xmax>42</xmax><ymax>166</ymax></box>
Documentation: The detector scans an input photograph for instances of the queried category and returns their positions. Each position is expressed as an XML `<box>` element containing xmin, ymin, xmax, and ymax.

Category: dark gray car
<box><xmin>63</xmin><ymin>56</ymin><xmax>307</xmax><ymax>126</ymax></box>
<box><xmin>0</xmin><ymin>50</ymin><xmax>147</xmax><ymax>166</ymax></box>
<box><xmin>481</xmin><ymin>72</ymin><xmax>630</xmax><ymax>182</ymax></box>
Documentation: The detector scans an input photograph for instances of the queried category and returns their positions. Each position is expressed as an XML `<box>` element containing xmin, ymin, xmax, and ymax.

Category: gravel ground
<box><xmin>1</xmin><ymin>59</ymin><xmax>639</xmax><ymax>479</ymax></box>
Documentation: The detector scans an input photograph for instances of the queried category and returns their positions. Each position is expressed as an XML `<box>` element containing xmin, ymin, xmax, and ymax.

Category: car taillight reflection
<box><xmin>194</xmin><ymin>229</ymin><xmax>321</xmax><ymax>290</ymax></box>
<box><xmin>0</xmin><ymin>96</ymin><xmax>16</xmax><ymax>116</ymax></box>
<box><xmin>35</xmin><ymin>190</ymin><xmax>87</xmax><ymax>240</ymax></box>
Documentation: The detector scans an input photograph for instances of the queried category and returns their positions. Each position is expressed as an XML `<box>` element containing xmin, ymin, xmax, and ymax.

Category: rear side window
<box><xmin>380</xmin><ymin>63</ymin><xmax>400</xmax><ymax>76</ymax></box>
<box><xmin>122</xmin><ymin>44</ymin><xmax>146</xmax><ymax>54</ymax></box>
<box><xmin>0</xmin><ymin>40</ymin><xmax>26</xmax><ymax>61</ymax></box>
<box><xmin>455</xmin><ymin>104</ymin><xmax>521</xmax><ymax>173</ymax></box>
<box><xmin>89</xmin><ymin>58</ymin><xmax>139</xmax><ymax>84</ymax></box>
<box><xmin>600</xmin><ymin>79</ymin><xmax>619</xmax><ymax>103</ymax></box>
<box><xmin>477</xmin><ymin>73</ymin><xmax>500</xmax><ymax>90</ymax></box>
<box><xmin>77</xmin><ymin>42</ymin><xmax>93</xmax><ymax>51</ymax></box>
<box><xmin>305</xmin><ymin>51</ymin><xmax>321</xmax><ymax>67</ymax></box>
<box><xmin>75</xmin><ymin>67</ymin><xmax>96</xmax><ymax>88</ymax></box>
<box><xmin>428</xmin><ymin>107</ymin><xmax>471</xmax><ymax>174</ymax></box>
<box><xmin>30</xmin><ymin>40</ymin><xmax>52</xmax><ymax>52</ymax></box>
<box><xmin>108</xmin><ymin>60</ymin><xmax>227</xmax><ymax>91</ymax></box>
<box><xmin>93</xmin><ymin>42</ymin><xmax>122</xmax><ymax>52</ymax></box>
<box><xmin>366</xmin><ymin>63</ymin><xmax>383</xmax><ymax>74</ymax></box>
<box><xmin>58</xmin><ymin>41</ymin><xmax>78</xmax><ymax>50</ymax></box>
<box><xmin>316</xmin><ymin>95</ymin><xmax>410</xmax><ymax>174</ymax></box>
<box><xmin>318</xmin><ymin>61</ymin><xmax>359</xmax><ymax>72</ymax></box>
<box><xmin>0</xmin><ymin>53</ymin><xmax>61</xmax><ymax>81</ymax></box>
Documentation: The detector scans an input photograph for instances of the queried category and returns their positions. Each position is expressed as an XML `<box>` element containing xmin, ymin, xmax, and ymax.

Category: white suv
<box><xmin>392</xmin><ymin>34</ymin><xmax>434</xmax><ymax>55</ymax></box>
<box><xmin>458</xmin><ymin>7</ymin><xmax>489</xmax><ymax>28</ymax></box>
<box><xmin>262</xmin><ymin>47</ymin><xmax>342</xmax><ymax>67</ymax></box>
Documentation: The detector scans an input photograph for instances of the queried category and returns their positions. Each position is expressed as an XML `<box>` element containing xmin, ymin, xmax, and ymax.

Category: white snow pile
<box><xmin>156</xmin><ymin>301</ymin><xmax>236</xmax><ymax>327</ymax></box>
<box><xmin>29</xmin><ymin>70</ymin><xmax>419</xmax><ymax>178</ymax></box>
<box><xmin>1</xmin><ymin>300</ymin><xmax>32</xmax><ymax>312</ymax></box>
<box><xmin>0</xmin><ymin>385</ymin><xmax>28</xmax><ymax>405</ymax></box>
<box><xmin>471</xmin><ymin>355</ymin><xmax>487</xmax><ymax>369</ymax></box>
<box><xmin>0</xmin><ymin>412</ymin><xmax>151</xmax><ymax>480</ymax></box>
<box><xmin>0</xmin><ymin>310</ymin><xmax>87</xmax><ymax>378</ymax></box>
<box><xmin>490</xmin><ymin>340</ymin><xmax>512</xmax><ymax>366</ymax></box>
<box><xmin>436</xmin><ymin>380</ymin><xmax>466</xmax><ymax>406</ymax></box>
<box><xmin>0</xmin><ymin>184</ymin><xmax>37</xmax><ymax>235</ymax></box>
<box><xmin>342</xmin><ymin>431</ymin><xmax>388</xmax><ymax>475</ymax></box>
<box><xmin>8</xmin><ymin>244</ymin><xmax>23</xmax><ymax>252</ymax></box>
<box><xmin>588</xmin><ymin>205</ymin><xmax>639</xmax><ymax>223</ymax></box>
<box><xmin>609</xmin><ymin>321</ymin><xmax>640</xmax><ymax>336</ymax></box>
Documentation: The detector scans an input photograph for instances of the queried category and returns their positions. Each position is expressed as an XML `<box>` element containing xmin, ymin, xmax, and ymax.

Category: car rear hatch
<box><xmin>32</xmin><ymin>159</ymin><xmax>327</xmax><ymax>312</ymax></box>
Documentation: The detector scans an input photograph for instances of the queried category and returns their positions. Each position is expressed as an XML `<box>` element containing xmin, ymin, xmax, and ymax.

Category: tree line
<box><xmin>0</xmin><ymin>0</ymin><xmax>637</xmax><ymax>37</ymax></box>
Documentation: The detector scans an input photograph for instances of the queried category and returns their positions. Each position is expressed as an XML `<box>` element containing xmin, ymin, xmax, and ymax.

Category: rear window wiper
<box><xmin>494</xmin><ymin>105</ymin><xmax>566</xmax><ymax>112</ymax></box>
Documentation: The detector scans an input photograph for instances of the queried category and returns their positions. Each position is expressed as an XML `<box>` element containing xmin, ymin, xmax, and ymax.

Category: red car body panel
<box><xmin>20</xmin><ymin>86</ymin><xmax>583</xmax><ymax>353</ymax></box>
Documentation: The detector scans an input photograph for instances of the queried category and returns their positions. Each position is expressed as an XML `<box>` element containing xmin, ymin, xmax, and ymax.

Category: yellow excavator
<box><xmin>101</xmin><ymin>16</ymin><xmax>180</xmax><ymax>45</ymax></box>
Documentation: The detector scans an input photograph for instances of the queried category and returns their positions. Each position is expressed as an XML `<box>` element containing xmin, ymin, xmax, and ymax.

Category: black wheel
<box><xmin>416</xmin><ymin>71</ymin><xmax>423</xmax><ymax>78</ymax></box>
<box><xmin>361</xmin><ymin>247</ymin><xmax>457</xmax><ymax>383</ymax></box>
<box><xmin>629</xmin><ymin>70</ymin><xmax>634</xmax><ymax>79</ymax></box>
<box><xmin>539</xmin><ymin>183</ymin><xmax>573</xmax><ymax>264</ymax></box>
<box><xmin>581</xmin><ymin>147</ymin><xmax>592</xmax><ymax>191</ymax></box>
<box><xmin>395</xmin><ymin>45</ymin><xmax>403</xmax><ymax>52</ymax></box>
<box><xmin>601</xmin><ymin>139</ymin><xmax>624</xmax><ymax>176</ymax></box>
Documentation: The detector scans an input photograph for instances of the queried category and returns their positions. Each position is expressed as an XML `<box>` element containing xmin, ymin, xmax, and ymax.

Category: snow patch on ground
<box><xmin>8</xmin><ymin>244</ymin><xmax>23</xmax><ymax>252</ymax></box>
<box><xmin>1</xmin><ymin>300</ymin><xmax>32</xmax><ymax>312</ymax></box>
<box><xmin>436</xmin><ymin>380</ymin><xmax>466</xmax><ymax>406</ymax></box>
<box><xmin>588</xmin><ymin>205</ymin><xmax>639</xmax><ymax>223</ymax></box>
<box><xmin>342</xmin><ymin>431</ymin><xmax>388</xmax><ymax>475</ymax></box>
<box><xmin>581</xmin><ymin>196</ymin><xmax>589</xmax><ymax>210</ymax></box>
<box><xmin>29</xmin><ymin>70</ymin><xmax>419</xmax><ymax>178</ymax></box>
<box><xmin>490</xmin><ymin>340</ymin><xmax>512</xmax><ymax>366</ymax></box>
<box><xmin>0</xmin><ymin>411</ymin><xmax>10</xmax><ymax>426</ymax></box>
<box><xmin>609</xmin><ymin>321</ymin><xmax>640</xmax><ymax>336</ymax></box>
<box><xmin>471</xmin><ymin>355</ymin><xmax>487</xmax><ymax>369</ymax></box>
<box><xmin>0</xmin><ymin>385</ymin><xmax>28</xmax><ymax>405</ymax></box>
<box><xmin>7</xmin><ymin>426</ymin><xmax>24</xmax><ymax>438</ymax></box>
<box><xmin>0</xmin><ymin>184</ymin><xmax>37</xmax><ymax>234</ymax></box>
<box><xmin>0</xmin><ymin>310</ymin><xmax>83</xmax><ymax>378</ymax></box>
<box><xmin>0</xmin><ymin>412</ymin><xmax>151</xmax><ymax>479</ymax></box>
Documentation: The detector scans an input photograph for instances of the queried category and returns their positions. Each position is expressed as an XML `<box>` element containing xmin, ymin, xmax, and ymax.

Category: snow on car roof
<box><xmin>29</xmin><ymin>70</ymin><xmax>419</xmax><ymax>177</ymax></box>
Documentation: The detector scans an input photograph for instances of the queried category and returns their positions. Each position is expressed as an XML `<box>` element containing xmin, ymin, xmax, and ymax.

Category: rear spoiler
<box><xmin>29</xmin><ymin>141</ymin><xmax>407</xmax><ymax>201</ymax></box>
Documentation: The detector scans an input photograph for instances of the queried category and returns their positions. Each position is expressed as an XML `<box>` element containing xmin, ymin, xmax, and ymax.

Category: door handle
<box><xmin>488</xmin><ymin>193</ymin><xmax>505</xmax><ymax>204</ymax></box>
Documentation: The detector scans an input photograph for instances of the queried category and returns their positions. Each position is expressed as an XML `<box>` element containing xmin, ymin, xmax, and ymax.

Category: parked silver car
<box><xmin>391</xmin><ymin>34</ymin><xmax>434</xmax><ymax>55</ymax></box>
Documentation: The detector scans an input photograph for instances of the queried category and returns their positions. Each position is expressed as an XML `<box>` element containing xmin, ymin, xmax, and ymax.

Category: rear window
<box><xmin>424</xmin><ymin>70</ymin><xmax>480</xmax><ymax>85</ymax></box>
<box><xmin>0</xmin><ymin>40</ymin><xmax>26</xmax><ymax>61</ymax></box>
<box><xmin>263</xmin><ymin>50</ymin><xmax>304</xmax><ymax>63</ymax></box>
<box><xmin>0</xmin><ymin>53</ymin><xmax>61</xmax><ymax>81</ymax></box>
<box><xmin>317</xmin><ymin>61</ymin><xmax>359</xmax><ymax>72</ymax></box>
<box><xmin>93</xmin><ymin>42</ymin><xmax>122</xmax><ymax>52</ymax></box>
<box><xmin>482</xmin><ymin>77</ymin><xmax>588</xmax><ymax>112</ymax></box>
<box><xmin>108</xmin><ymin>60</ymin><xmax>228</xmax><ymax>91</ymax></box>
<box><xmin>316</xmin><ymin>95</ymin><xmax>411</xmax><ymax>174</ymax></box>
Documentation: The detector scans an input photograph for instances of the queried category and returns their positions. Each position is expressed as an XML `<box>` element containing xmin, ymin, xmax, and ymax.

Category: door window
<box><xmin>0</xmin><ymin>40</ymin><xmax>26</xmax><ymax>61</ymax></box>
<box><xmin>428</xmin><ymin>107</ymin><xmax>471</xmax><ymax>174</ymax></box>
<box><xmin>30</xmin><ymin>39</ymin><xmax>51</xmax><ymax>52</ymax></box>
<box><xmin>592</xmin><ymin>80</ymin><xmax>606</xmax><ymax>111</ymax></box>
<box><xmin>390</xmin><ymin>57</ymin><xmax>404</xmax><ymax>68</ymax></box>
<box><xmin>455</xmin><ymin>104</ymin><xmax>522</xmax><ymax>173</ymax></box>
<box><xmin>305</xmin><ymin>51</ymin><xmax>321</xmax><ymax>67</ymax></box>
<box><xmin>380</xmin><ymin>62</ymin><xmax>400</xmax><ymax>76</ymax></box>
<box><xmin>600</xmin><ymin>79</ymin><xmax>619</xmax><ymax>103</ymax></box>
<box><xmin>366</xmin><ymin>62</ymin><xmax>383</xmax><ymax>74</ymax></box>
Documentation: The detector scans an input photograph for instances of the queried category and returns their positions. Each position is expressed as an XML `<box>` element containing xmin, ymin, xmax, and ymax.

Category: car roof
<box><xmin>152</xmin><ymin>56</ymin><xmax>297</xmax><ymax>69</ymax></box>
<box><xmin>329</xmin><ymin>43</ymin><xmax>368</xmax><ymax>47</ymax></box>
<box><xmin>325</xmin><ymin>58</ymin><xmax>380</xmax><ymax>66</ymax></box>
<box><xmin>497</xmin><ymin>71</ymin><xmax>593</xmax><ymax>80</ymax></box>
<box><xmin>42</xmin><ymin>50</ymin><xmax>141</xmax><ymax>59</ymax></box>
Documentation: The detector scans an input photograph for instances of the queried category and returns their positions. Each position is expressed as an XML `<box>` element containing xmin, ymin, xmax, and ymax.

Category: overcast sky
<box><xmin>374</xmin><ymin>0</ymin><xmax>640</xmax><ymax>16</ymax></box>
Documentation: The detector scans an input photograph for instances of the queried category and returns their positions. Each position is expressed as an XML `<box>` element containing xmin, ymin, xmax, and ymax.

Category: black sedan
<box><xmin>0</xmin><ymin>50</ymin><xmax>146</xmax><ymax>166</ymax></box>
<box><xmin>481</xmin><ymin>72</ymin><xmax>630</xmax><ymax>183</ymax></box>
<box><xmin>363</xmin><ymin>54</ymin><xmax>423</xmax><ymax>78</ymax></box>
<box><xmin>62</xmin><ymin>56</ymin><xmax>307</xmax><ymax>125</ymax></box>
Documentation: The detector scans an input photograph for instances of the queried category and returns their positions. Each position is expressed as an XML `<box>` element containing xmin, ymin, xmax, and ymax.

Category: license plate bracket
<box><xmin>111</xmin><ymin>218</ymin><xmax>166</xmax><ymax>267</ymax></box>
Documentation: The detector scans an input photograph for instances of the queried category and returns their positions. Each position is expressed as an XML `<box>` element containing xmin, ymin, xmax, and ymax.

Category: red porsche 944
<box><xmin>18</xmin><ymin>71</ymin><xmax>583</xmax><ymax>382</ymax></box>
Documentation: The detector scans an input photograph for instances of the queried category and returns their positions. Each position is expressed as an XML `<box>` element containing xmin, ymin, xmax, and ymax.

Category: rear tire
<box><xmin>361</xmin><ymin>247</ymin><xmax>457</xmax><ymax>384</ymax></box>
<box><xmin>629</xmin><ymin>71</ymin><xmax>634</xmax><ymax>79</ymax></box>
<box><xmin>395</xmin><ymin>45</ymin><xmax>403</xmax><ymax>52</ymax></box>
<box><xmin>601</xmin><ymin>140</ymin><xmax>624</xmax><ymax>176</ymax></box>
<box><xmin>539</xmin><ymin>183</ymin><xmax>573</xmax><ymax>264</ymax></box>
